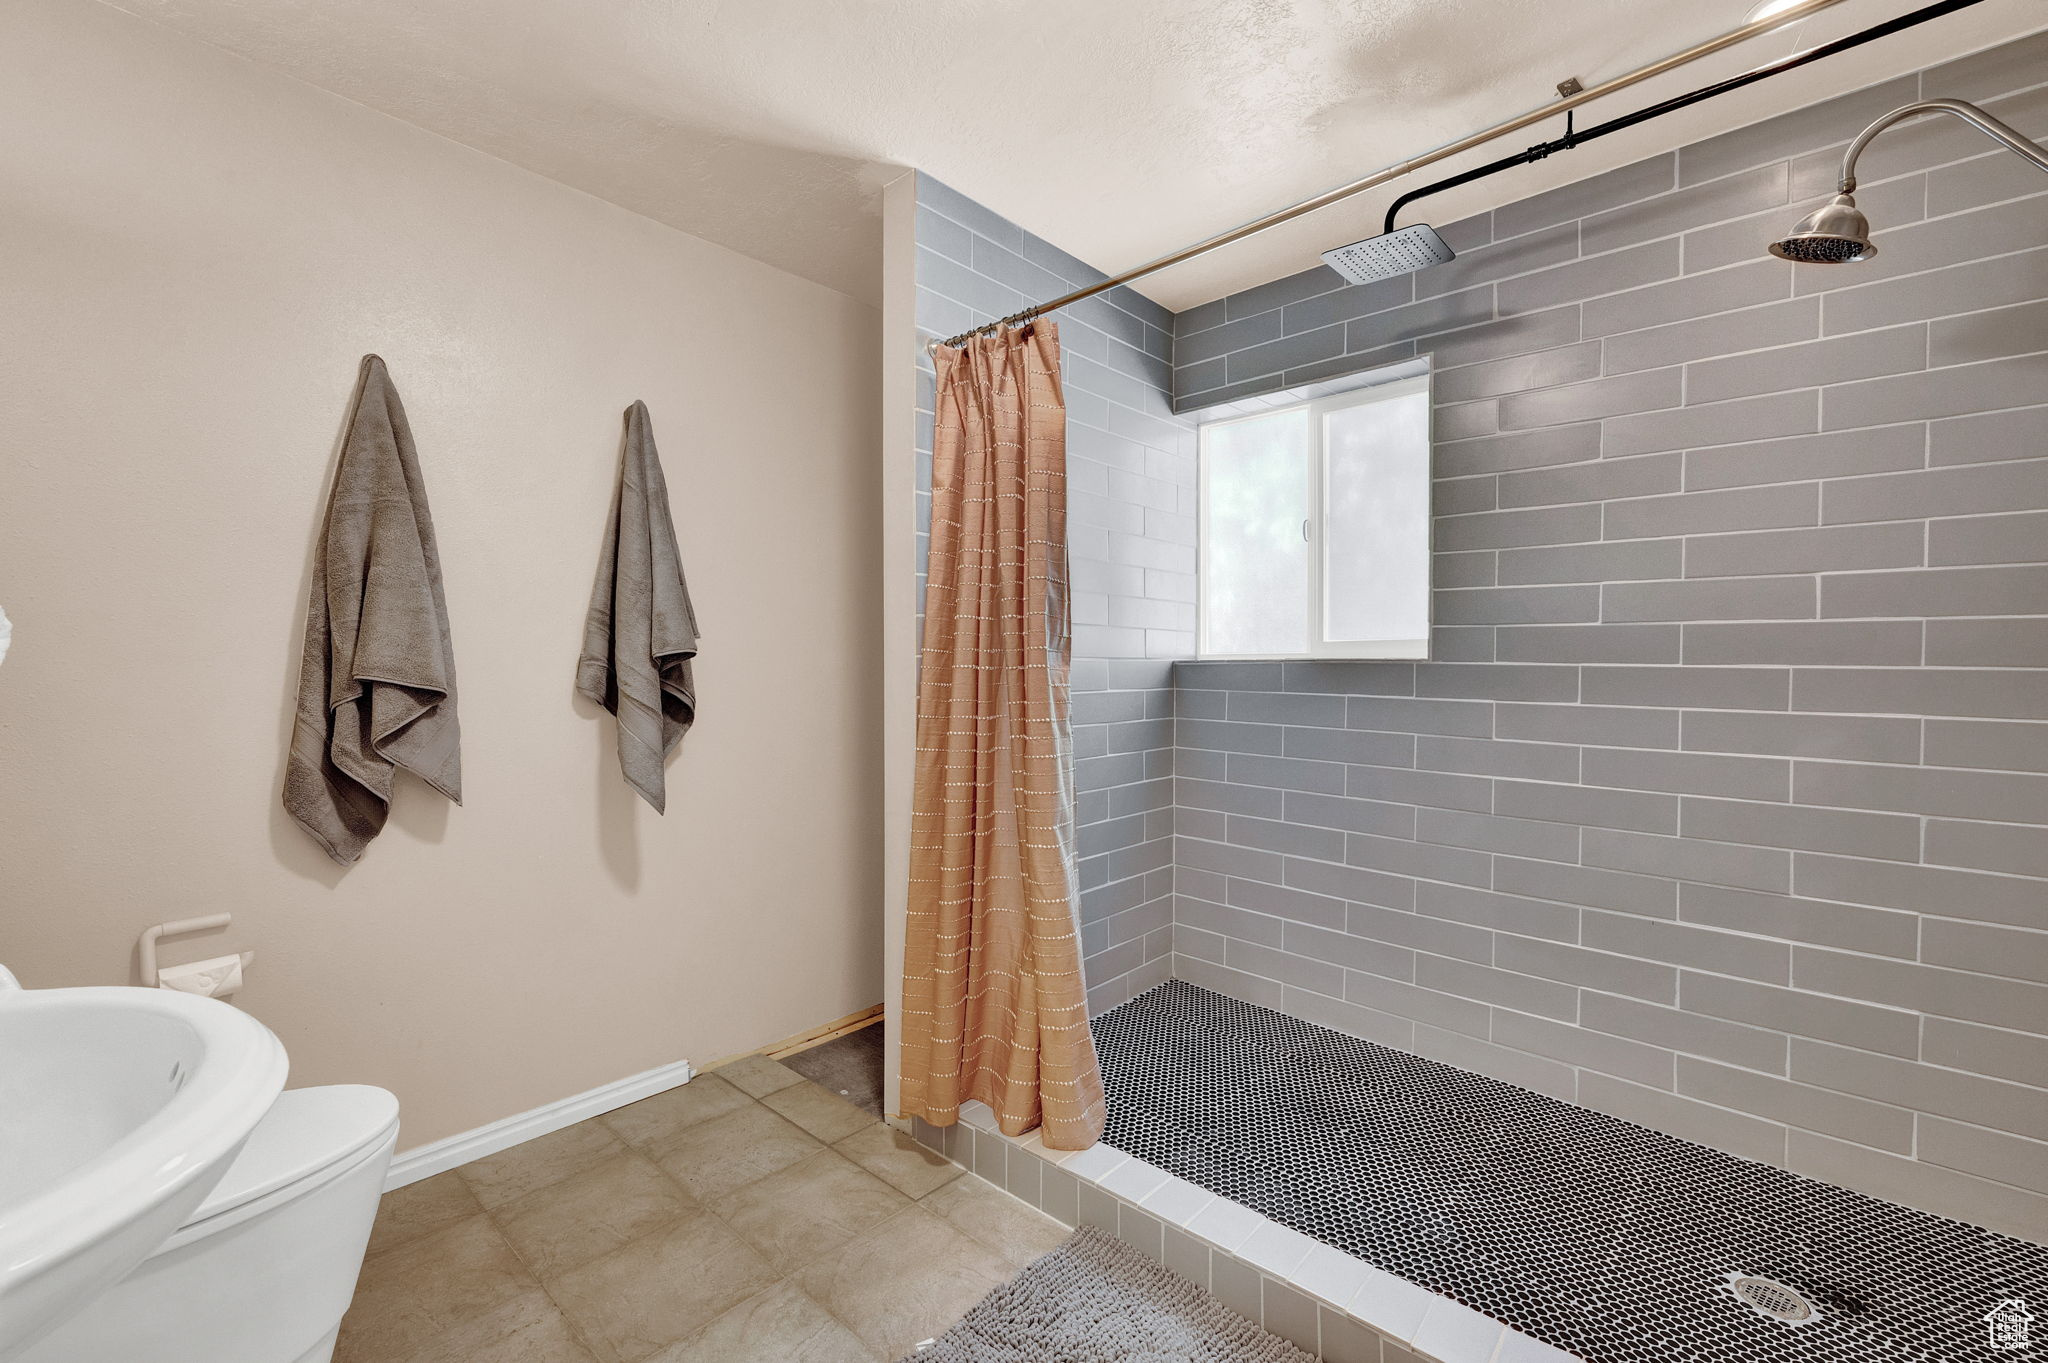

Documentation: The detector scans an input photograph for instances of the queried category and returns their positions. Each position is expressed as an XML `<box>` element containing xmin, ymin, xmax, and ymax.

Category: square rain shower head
<box><xmin>1322</xmin><ymin>224</ymin><xmax>1456</xmax><ymax>284</ymax></box>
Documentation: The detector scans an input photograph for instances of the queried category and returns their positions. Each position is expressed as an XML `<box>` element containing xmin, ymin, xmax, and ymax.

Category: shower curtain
<box><xmin>899</xmin><ymin>322</ymin><xmax>1106</xmax><ymax>1151</ymax></box>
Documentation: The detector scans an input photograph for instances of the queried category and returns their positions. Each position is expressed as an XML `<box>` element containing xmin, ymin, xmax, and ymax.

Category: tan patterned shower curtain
<box><xmin>898</xmin><ymin>322</ymin><xmax>1106</xmax><ymax>1151</ymax></box>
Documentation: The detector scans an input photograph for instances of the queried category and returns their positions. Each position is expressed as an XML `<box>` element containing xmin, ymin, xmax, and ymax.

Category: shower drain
<box><xmin>1726</xmin><ymin>1273</ymin><xmax>1821</xmax><ymax>1325</ymax></box>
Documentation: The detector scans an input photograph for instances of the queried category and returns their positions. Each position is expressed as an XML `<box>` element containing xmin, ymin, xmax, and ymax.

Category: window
<box><xmin>1198</xmin><ymin>373</ymin><xmax>1432</xmax><ymax>660</ymax></box>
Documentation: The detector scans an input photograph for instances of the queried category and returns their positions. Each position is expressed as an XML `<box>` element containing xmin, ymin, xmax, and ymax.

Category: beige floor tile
<box><xmin>602</xmin><ymin>1075</ymin><xmax>753</xmax><ymax>1151</ymax></box>
<box><xmin>365</xmin><ymin>1170</ymin><xmax>483</xmax><ymax>1259</ymax></box>
<box><xmin>396</xmin><ymin>1287</ymin><xmax>597</xmax><ymax>1363</ymax></box>
<box><xmin>546</xmin><ymin>1209</ymin><xmax>781</xmax><ymax>1363</ymax></box>
<box><xmin>795</xmin><ymin>1205</ymin><xmax>1015</xmax><ymax>1361</ymax></box>
<box><xmin>918</xmin><ymin>1174</ymin><xmax>1070</xmax><ymax>1269</ymax></box>
<box><xmin>833</xmin><ymin>1123</ymin><xmax>963</xmax><ymax>1200</ymax></box>
<box><xmin>763</xmin><ymin>1081</ymin><xmax>874</xmax><ymax>1144</ymax></box>
<box><xmin>648</xmin><ymin>1281</ymin><xmax>875</xmax><ymax>1363</ymax></box>
<box><xmin>493</xmin><ymin>1150</ymin><xmax>697</xmax><ymax>1277</ymax></box>
<box><xmin>336</xmin><ymin>1214</ymin><xmax>536</xmax><ymax>1362</ymax></box>
<box><xmin>458</xmin><ymin>1119</ymin><xmax>625</xmax><ymax>1209</ymax></box>
<box><xmin>714</xmin><ymin>1052</ymin><xmax>804</xmax><ymax>1098</ymax></box>
<box><xmin>649</xmin><ymin>1102</ymin><xmax>824</xmax><ymax>1202</ymax></box>
<box><xmin>710</xmin><ymin>1149</ymin><xmax>911</xmax><ymax>1272</ymax></box>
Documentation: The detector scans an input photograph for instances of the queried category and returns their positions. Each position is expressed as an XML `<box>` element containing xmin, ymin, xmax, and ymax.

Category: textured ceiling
<box><xmin>98</xmin><ymin>0</ymin><xmax>2046</xmax><ymax>309</ymax></box>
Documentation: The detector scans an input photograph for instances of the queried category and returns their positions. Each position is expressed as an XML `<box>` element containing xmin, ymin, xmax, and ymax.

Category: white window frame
<box><xmin>1196</xmin><ymin>373</ymin><xmax>1433</xmax><ymax>662</ymax></box>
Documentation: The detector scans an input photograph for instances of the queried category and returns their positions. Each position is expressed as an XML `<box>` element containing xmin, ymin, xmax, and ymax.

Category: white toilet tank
<box><xmin>21</xmin><ymin>1085</ymin><xmax>399</xmax><ymax>1363</ymax></box>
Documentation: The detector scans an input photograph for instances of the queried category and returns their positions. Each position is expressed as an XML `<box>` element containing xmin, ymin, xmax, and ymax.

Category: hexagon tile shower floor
<box><xmin>1091</xmin><ymin>981</ymin><xmax>2047</xmax><ymax>1363</ymax></box>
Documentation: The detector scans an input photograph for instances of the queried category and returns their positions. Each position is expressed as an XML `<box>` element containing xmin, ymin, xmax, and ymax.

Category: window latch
<box><xmin>1302</xmin><ymin>518</ymin><xmax>1312</xmax><ymax>542</ymax></box>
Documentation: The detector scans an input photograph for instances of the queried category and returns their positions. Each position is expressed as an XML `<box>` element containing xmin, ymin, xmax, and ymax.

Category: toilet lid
<box><xmin>186</xmin><ymin>1085</ymin><xmax>399</xmax><ymax>1225</ymax></box>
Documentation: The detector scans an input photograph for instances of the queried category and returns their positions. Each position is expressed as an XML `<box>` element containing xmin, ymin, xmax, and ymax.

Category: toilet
<box><xmin>21</xmin><ymin>1084</ymin><xmax>399</xmax><ymax>1363</ymax></box>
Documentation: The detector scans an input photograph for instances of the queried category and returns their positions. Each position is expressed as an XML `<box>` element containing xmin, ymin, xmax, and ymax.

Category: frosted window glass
<box><xmin>1324</xmin><ymin>388</ymin><xmax>1431</xmax><ymax>646</ymax></box>
<box><xmin>1203</xmin><ymin>409</ymin><xmax>1309</xmax><ymax>656</ymax></box>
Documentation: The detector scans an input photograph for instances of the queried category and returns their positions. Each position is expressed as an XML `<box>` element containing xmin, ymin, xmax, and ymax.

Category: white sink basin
<box><xmin>0</xmin><ymin>980</ymin><xmax>288</xmax><ymax>1358</ymax></box>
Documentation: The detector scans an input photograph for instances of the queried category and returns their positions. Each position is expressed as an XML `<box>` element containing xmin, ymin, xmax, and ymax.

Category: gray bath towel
<box><xmin>577</xmin><ymin>401</ymin><xmax>699</xmax><ymax>812</ymax></box>
<box><xmin>284</xmin><ymin>355</ymin><xmax>461</xmax><ymax>865</ymax></box>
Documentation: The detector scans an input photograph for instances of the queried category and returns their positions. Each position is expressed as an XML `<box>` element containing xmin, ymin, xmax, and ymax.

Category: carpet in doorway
<box><xmin>898</xmin><ymin>1225</ymin><xmax>1315</xmax><ymax>1363</ymax></box>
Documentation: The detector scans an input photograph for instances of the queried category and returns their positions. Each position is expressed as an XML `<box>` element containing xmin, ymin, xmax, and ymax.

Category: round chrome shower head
<box><xmin>1768</xmin><ymin>192</ymin><xmax>1876</xmax><ymax>263</ymax></box>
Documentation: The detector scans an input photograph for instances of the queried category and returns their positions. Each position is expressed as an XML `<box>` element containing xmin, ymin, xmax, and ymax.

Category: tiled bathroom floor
<box><xmin>1091</xmin><ymin>981</ymin><xmax>2048</xmax><ymax>1363</ymax></box>
<box><xmin>338</xmin><ymin>1054</ymin><xmax>1067</xmax><ymax>1363</ymax></box>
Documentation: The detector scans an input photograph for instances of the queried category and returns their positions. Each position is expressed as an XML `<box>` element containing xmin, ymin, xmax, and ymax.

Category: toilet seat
<box><xmin>20</xmin><ymin>1082</ymin><xmax>400</xmax><ymax>1363</ymax></box>
<box><xmin>191</xmin><ymin>1086</ymin><xmax>399</xmax><ymax>1218</ymax></box>
<box><xmin>161</xmin><ymin>1085</ymin><xmax>399</xmax><ymax>1247</ymax></box>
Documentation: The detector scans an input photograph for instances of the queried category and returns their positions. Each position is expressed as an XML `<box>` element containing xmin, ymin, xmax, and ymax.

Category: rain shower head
<box><xmin>1322</xmin><ymin>224</ymin><xmax>1456</xmax><ymax>285</ymax></box>
<box><xmin>1767</xmin><ymin>192</ymin><xmax>1875</xmax><ymax>263</ymax></box>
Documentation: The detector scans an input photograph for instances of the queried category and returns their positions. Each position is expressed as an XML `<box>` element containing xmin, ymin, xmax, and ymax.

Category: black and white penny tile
<box><xmin>1092</xmin><ymin>980</ymin><xmax>2047</xmax><ymax>1363</ymax></box>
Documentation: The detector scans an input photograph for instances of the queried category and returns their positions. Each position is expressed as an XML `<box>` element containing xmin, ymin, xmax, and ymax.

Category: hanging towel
<box><xmin>283</xmin><ymin>355</ymin><xmax>462</xmax><ymax>865</ymax></box>
<box><xmin>577</xmin><ymin>401</ymin><xmax>699</xmax><ymax>812</ymax></box>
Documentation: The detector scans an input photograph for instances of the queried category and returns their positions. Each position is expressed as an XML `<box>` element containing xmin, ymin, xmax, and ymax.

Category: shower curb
<box><xmin>905</xmin><ymin>1101</ymin><xmax>1579</xmax><ymax>1363</ymax></box>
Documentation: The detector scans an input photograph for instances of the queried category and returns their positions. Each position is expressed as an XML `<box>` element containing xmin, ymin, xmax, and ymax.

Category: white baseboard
<box><xmin>382</xmin><ymin>1057</ymin><xmax>695</xmax><ymax>1191</ymax></box>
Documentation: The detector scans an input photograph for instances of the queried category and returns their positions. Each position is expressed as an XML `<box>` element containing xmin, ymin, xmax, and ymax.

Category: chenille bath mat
<box><xmin>899</xmin><ymin>1224</ymin><xmax>1315</xmax><ymax>1363</ymax></box>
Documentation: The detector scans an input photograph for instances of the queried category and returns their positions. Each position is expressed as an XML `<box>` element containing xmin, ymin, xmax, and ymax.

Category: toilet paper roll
<box><xmin>157</xmin><ymin>953</ymin><xmax>243</xmax><ymax>999</ymax></box>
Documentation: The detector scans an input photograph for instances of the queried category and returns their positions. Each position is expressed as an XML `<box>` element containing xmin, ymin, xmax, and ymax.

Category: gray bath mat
<box><xmin>900</xmin><ymin>1225</ymin><xmax>1315</xmax><ymax>1362</ymax></box>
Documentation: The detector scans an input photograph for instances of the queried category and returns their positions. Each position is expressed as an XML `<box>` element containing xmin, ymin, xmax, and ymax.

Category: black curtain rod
<box><xmin>1383</xmin><ymin>0</ymin><xmax>1989</xmax><ymax>237</ymax></box>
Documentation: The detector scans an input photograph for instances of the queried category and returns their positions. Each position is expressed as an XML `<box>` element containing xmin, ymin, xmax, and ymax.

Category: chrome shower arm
<box><xmin>1838</xmin><ymin>97</ymin><xmax>2048</xmax><ymax>192</ymax></box>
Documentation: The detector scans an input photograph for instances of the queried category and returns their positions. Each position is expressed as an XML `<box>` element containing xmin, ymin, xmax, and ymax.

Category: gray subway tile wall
<box><xmin>1160</xmin><ymin>32</ymin><xmax>2048</xmax><ymax>1239</ymax></box>
<box><xmin>914</xmin><ymin>174</ymin><xmax>1193</xmax><ymax>1014</ymax></box>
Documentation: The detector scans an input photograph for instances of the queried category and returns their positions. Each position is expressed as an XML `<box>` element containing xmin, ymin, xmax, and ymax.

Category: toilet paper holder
<box><xmin>139</xmin><ymin>914</ymin><xmax>255</xmax><ymax>988</ymax></box>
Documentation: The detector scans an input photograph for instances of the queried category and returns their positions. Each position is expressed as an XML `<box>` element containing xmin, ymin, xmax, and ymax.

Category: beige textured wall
<box><xmin>0</xmin><ymin>0</ymin><xmax>882</xmax><ymax>1148</ymax></box>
